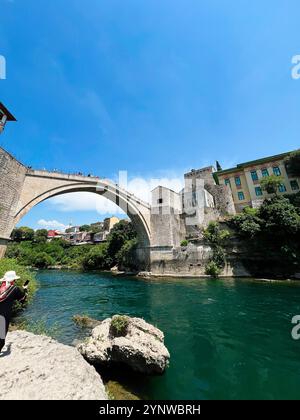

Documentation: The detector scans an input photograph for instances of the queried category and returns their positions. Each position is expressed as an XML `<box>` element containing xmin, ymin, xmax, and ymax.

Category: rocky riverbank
<box><xmin>0</xmin><ymin>330</ymin><xmax>108</xmax><ymax>400</ymax></box>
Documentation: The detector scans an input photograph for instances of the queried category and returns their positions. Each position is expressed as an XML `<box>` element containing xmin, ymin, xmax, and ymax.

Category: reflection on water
<box><xmin>19</xmin><ymin>270</ymin><xmax>300</xmax><ymax>400</ymax></box>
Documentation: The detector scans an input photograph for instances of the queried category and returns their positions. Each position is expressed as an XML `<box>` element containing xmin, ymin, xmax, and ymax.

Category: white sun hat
<box><xmin>1</xmin><ymin>271</ymin><xmax>20</xmax><ymax>283</ymax></box>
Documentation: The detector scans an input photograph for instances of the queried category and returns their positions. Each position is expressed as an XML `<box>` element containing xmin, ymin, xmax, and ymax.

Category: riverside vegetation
<box><xmin>6</xmin><ymin>220</ymin><xmax>139</xmax><ymax>272</ymax></box>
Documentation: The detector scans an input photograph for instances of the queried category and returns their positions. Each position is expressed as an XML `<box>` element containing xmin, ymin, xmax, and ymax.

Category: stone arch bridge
<box><xmin>0</xmin><ymin>147</ymin><xmax>235</xmax><ymax>273</ymax></box>
<box><xmin>0</xmin><ymin>147</ymin><xmax>151</xmax><ymax>264</ymax></box>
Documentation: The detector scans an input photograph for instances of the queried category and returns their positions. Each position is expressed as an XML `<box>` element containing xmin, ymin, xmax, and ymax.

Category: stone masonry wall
<box><xmin>205</xmin><ymin>184</ymin><xmax>236</xmax><ymax>216</ymax></box>
<box><xmin>0</xmin><ymin>148</ymin><xmax>27</xmax><ymax>256</ymax></box>
<box><xmin>150</xmin><ymin>241</ymin><xmax>251</xmax><ymax>277</ymax></box>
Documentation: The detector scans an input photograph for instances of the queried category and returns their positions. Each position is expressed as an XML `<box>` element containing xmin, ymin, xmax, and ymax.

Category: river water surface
<box><xmin>19</xmin><ymin>270</ymin><xmax>300</xmax><ymax>400</ymax></box>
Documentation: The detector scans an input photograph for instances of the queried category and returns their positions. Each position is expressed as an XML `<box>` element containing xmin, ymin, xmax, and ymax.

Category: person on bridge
<box><xmin>0</xmin><ymin>271</ymin><xmax>28</xmax><ymax>353</ymax></box>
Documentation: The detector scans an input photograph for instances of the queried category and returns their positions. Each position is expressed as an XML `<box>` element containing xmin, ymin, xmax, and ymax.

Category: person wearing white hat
<box><xmin>0</xmin><ymin>271</ymin><xmax>29</xmax><ymax>353</ymax></box>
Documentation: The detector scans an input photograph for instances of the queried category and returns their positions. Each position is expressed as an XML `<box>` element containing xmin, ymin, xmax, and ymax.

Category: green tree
<box><xmin>259</xmin><ymin>196</ymin><xmax>300</xmax><ymax>237</ymax></box>
<box><xmin>32</xmin><ymin>252</ymin><xmax>54</xmax><ymax>269</ymax></box>
<box><xmin>81</xmin><ymin>244</ymin><xmax>111</xmax><ymax>270</ymax></box>
<box><xmin>285</xmin><ymin>150</ymin><xmax>300</xmax><ymax>177</ymax></box>
<box><xmin>34</xmin><ymin>229</ymin><xmax>48</xmax><ymax>244</ymax></box>
<box><xmin>260</xmin><ymin>175</ymin><xmax>284</xmax><ymax>195</ymax></box>
<box><xmin>79</xmin><ymin>224</ymin><xmax>90</xmax><ymax>232</ymax></box>
<box><xmin>116</xmin><ymin>238</ymin><xmax>139</xmax><ymax>271</ymax></box>
<box><xmin>203</xmin><ymin>222</ymin><xmax>230</xmax><ymax>245</ymax></box>
<box><xmin>203</xmin><ymin>222</ymin><xmax>231</xmax><ymax>276</ymax></box>
<box><xmin>106</xmin><ymin>220</ymin><xmax>137</xmax><ymax>263</ymax></box>
<box><xmin>11</xmin><ymin>227</ymin><xmax>34</xmax><ymax>242</ymax></box>
<box><xmin>230</xmin><ymin>207</ymin><xmax>262</xmax><ymax>238</ymax></box>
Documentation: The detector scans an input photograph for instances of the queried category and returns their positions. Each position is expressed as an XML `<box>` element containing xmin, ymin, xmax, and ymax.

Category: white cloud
<box><xmin>37</xmin><ymin>219</ymin><xmax>68</xmax><ymax>231</ymax></box>
<box><xmin>49</xmin><ymin>192</ymin><xmax>123</xmax><ymax>215</ymax></box>
<box><xmin>47</xmin><ymin>175</ymin><xmax>184</xmax><ymax>214</ymax></box>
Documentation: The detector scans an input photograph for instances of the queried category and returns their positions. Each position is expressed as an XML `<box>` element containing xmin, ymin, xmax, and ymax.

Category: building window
<box><xmin>238</xmin><ymin>191</ymin><xmax>245</xmax><ymax>201</ymax></box>
<box><xmin>290</xmin><ymin>180</ymin><xmax>300</xmax><ymax>191</ymax></box>
<box><xmin>224</xmin><ymin>178</ymin><xmax>231</xmax><ymax>186</ymax></box>
<box><xmin>278</xmin><ymin>183</ymin><xmax>287</xmax><ymax>193</ymax></box>
<box><xmin>251</xmin><ymin>170</ymin><xmax>258</xmax><ymax>181</ymax></box>
<box><xmin>255</xmin><ymin>187</ymin><xmax>263</xmax><ymax>196</ymax></box>
<box><xmin>261</xmin><ymin>168</ymin><xmax>269</xmax><ymax>177</ymax></box>
<box><xmin>273</xmin><ymin>166</ymin><xmax>281</xmax><ymax>176</ymax></box>
<box><xmin>158</xmin><ymin>198</ymin><xmax>163</xmax><ymax>204</ymax></box>
<box><xmin>235</xmin><ymin>176</ymin><xmax>241</xmax><ymax>186</ymax></box>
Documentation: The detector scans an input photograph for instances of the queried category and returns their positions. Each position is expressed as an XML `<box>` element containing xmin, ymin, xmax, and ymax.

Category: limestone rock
<box><xmin>0</xmin><ymin>330</ymin><xmax>107</xmax><ymax>400</ymax></box>
<box><xmin>77</xmin><ymin>316</ymin><xmax>170</xmax><ymax>375</ymax></box>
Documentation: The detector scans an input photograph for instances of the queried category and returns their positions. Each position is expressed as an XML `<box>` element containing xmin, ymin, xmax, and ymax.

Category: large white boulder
<box><xmin>77</xmin><ymin>316</ymin><xmax>170</xmax><ymax>375</ymax></box>
<box><xmin>0</xmin><ymin>330</ymin><xmax>107</xmax><ymax>400</ymax></box>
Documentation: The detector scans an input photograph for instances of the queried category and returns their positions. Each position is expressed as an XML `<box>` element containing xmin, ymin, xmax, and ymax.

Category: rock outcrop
<box><xmin>0</xmin><ymin>330</ymin><xmax>107</xmax><ymax>400</ymax></box>
<box><xmin>77</xmin><ymin>315</ymin><xmax>170</xmax><ymax>375</ymax></box>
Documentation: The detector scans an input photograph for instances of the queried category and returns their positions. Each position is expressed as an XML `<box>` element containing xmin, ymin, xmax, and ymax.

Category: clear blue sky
<box><xmin>0</xmin><ymin>0</ymin><xmax>299</xmax><ymax>229</ymax></box>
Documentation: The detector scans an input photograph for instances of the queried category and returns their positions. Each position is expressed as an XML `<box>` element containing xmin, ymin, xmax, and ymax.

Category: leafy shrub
<box><xmin>203</xmin><ymin>222</ymin><xmax>230</xmax><ymax>276</ymax></box>
<box><xmin>110</xmin><ymin>315</ymin><xmax>129</xmax><ymax>337</ymax></box>
<box><xmin>230</xmin><ymin>208</ymin><xmax>262</xmax><ymax>238</ymax></box>
<box><xmin>203</xmin><ymin>222</ymin><xmax>230</xmax><ymax>245</ymax></box>
<box><xmin>284</xmin><ymin>150</ymin><xmax>300</xmax><ymax>177</ymax></box>
<box><xmin>259</xmin><ymin>196</ymin><xmax>300</xmax><ymax>236</ymax></box>
<box><xmin>116</xmin><ymin>238</ymin><xmax>139</xmax><ymax>271</ymax></box>
<box><xmin>81</xmin><ymin>244</ymin><xmax>111</xmax><ymax>270</ymax></box>
<box><xmin>205</xmin><ymin>261</ymin><xmax>221</xmax><ymax>277</ymax></box>
<box><xmin>32</xmin><ymin>252</ymin><xmax>55</xmax><ymax>269</ymax></box>
<box><xmin>106</xmin><ymin>220</ymin><xmax>137</xmax><ymax>264</ymax></box>
<box><xmin>229</xmin><ymin>196</ymin><xmax>300</xmax><ymax>277</ymax></box>
<box><xmin>260</xmin><ymin>175</ymin><xmax>284</xmax><ymax>195</ymax></box>
<box><xmin>180</xmin><ymin>240</ymin><xmax>189</xmax><ymax>247</ymax></box>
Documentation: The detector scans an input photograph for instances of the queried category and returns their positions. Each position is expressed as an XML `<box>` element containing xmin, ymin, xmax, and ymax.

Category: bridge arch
<box><xmin>13</xmin><ymin>171</ymin><xmax>151</xmax><ymax>249</ymax></box>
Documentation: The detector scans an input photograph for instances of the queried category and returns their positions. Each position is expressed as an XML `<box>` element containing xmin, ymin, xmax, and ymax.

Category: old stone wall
<box><xmin>150</xmin><ymin>211</ymin><xmax>184</xmax><ymax>248</ymax></box>
<box><xmin>0</xmin><ymin>148</ymin><xmax>27</xmax><ymax>252</ymax></box>
<box><xmin>150</xmin><ymin>241</ymin><xmax>251</xmax><ymax>277</ymax></box>
<box><xmin>205</xmin><ymin>184</ymin><xmax>236</xmax><ymax>216</ymax></box>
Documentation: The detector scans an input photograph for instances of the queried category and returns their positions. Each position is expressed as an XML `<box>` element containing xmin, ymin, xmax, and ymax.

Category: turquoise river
<box><xmin>19</xmin><ymin>270</ymin><xmax>300</xmax><ymax>400</ymax></box>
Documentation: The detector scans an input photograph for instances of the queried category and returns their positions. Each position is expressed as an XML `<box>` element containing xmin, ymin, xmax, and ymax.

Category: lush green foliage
<box><xmin>260</xmin><ymin>175</ymin><xmax>284</xmax><ymax>195</ymax></box>
<box><xmin>203</xmin><ymin>222</ymin><xmax>231</xmax><ymax>245</ymax></box>
<box><xmin>285</xmin><ymin>150</ymin><xmax>300</xmax><ymax>177</ymax></box>
<box><xmin>285</xmin><ymin>191</ymin><xmax>300</xmax><ymax>210</ymax></box>
<box><xmin>6</xmin><ymin>221</ymin><xmax>139</xmax><ymax>272</ymax></box>
<box><xmin>205</xmin><ymin>261</ymin><xmax>221</xmax><ymax>277</ymax></box>
<box><xmin>106</xmin><ymin>220</ymin><xmax>137</xmax><ymax>263</ymax></box>
<box><xmin>11</xmin><ymin>227</ymin><xmax>35</xmax><ymax>242</ymax></box>
<box><xmin>81</xmin><ymin>243</ymin><xmax>111</xmax><ymax>270</ymax></box>
<box><xmin>180</xmin><ymin>240</ymin><xmax>189</xmax><ymax>247</ymax></box>
<box><xmin>116</xmin><ymin>238</ymin><xmax>139</xmax><ymax>271</ymax></box>
<box><xmin>203</xmin><ymin>222</ymin><xmax>230</xmax><ymax>277</ymax></box>
<box><xmin>79</xmin><ymin>224</ymin><xmax>91</xmax><ymax>232</ymax></box>
<box><xmin>230</xmin><ymin>197</ymin><xmax>300</xmax><ymax>277</ymax></box>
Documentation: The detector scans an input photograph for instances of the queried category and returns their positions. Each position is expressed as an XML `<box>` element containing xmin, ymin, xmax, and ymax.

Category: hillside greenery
<box><xmin>6</xmin><ymin>220</ymin><xmax>139</xmax><ymax>272</ymax></box>
<box><xmin>229</xmin><ymin>195</ymin><xmax>300</xmax><ymax>277</ymax></box>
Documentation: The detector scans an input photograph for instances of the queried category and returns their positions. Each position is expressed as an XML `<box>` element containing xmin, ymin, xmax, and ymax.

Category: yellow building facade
<box><xmin>215</xmin><ymin>151</ymin><xmax>300</xmax><ymax>212</ymax></box>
